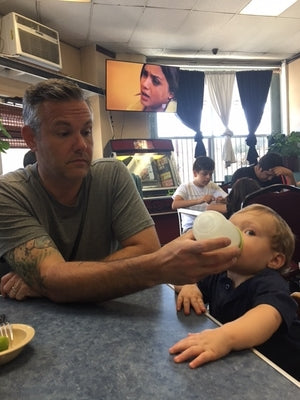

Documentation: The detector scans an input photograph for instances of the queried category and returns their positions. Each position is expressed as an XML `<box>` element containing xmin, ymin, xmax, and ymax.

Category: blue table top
<box><xmin>0</xmin><ymin>285</ymin><xmax>299</xmax><ymax>399</ymax></box>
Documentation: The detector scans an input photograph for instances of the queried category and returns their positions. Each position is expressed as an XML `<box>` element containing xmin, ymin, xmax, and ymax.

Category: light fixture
<box><xmin>58</xmin><ymin>0</ymin><xmax>91</xmax><ymax>3</ymax></box>
<box><xmin>240</xmin><ymin>0</ymin><xmax>297</xmax><ymax>17</ymax></box>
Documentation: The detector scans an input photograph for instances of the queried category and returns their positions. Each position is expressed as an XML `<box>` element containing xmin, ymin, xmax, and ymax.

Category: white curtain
<box><xmin>206</xmin><ymin>72</ymin><xmax>236</xmax><ymax>168</ymax></box>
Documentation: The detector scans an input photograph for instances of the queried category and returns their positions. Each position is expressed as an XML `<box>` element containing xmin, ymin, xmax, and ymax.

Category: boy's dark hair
<box><xmin>193</xmin><ymin>156</ymin><xmax>215</xmax><ymax>172</ymax></box>
<box><xmin>258</xmin><ymin>152</ymin><xmax>283</xmax><ymax>171</ymax></box>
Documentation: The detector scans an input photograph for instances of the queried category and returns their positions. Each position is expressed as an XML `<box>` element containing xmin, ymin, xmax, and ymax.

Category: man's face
<box><xmin>33</xmin><ymin>100</ymin><xmax>93</xmax><ymax>183</ymax></box>
<box><xmin>256</xmin><ymin>166</ymin><xmax>275</xmax><ymax>182</ymax></box>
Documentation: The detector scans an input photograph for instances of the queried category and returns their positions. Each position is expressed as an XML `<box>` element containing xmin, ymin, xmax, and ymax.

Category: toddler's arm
<box><xmin>169</xmin><ymin>304</ymin><xmax>282</xmax><ymax>368</ymax></box>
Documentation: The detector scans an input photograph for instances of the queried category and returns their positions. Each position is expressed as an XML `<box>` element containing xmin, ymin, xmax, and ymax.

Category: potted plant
<box><xmin>268</xmin><ymin>131</ymin><xmax>300</xmax><ymax>171</ymax></box>
<box><xmin>0</xmin><ymin>118</ymin><xmax>11</xmax><ymax>153</ymax></box>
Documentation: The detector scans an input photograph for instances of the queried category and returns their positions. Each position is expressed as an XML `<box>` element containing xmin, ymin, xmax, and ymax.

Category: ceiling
<box><xmin>1</xmin><ymin>0</ymin><xmax>300</xmax><ymax>68</ymax></box>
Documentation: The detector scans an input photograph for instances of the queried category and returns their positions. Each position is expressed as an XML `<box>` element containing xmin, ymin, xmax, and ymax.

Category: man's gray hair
<box><xmin>22</xmin><ymin>78</ymin><xmax>90</xmax><ymax>134</ymax></box>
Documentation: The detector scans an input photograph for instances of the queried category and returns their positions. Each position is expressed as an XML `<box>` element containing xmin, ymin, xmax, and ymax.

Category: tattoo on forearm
<box><xmin>4</xmin><ymin>236</ymin><xmax>58</xmax><ymax>290</ymax></box>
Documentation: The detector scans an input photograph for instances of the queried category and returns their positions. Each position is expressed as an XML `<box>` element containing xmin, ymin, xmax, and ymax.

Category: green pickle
<box><xmin>0</xmin><ymin>335</ymin><xmax>9</xmax><ymax>352</ymax></box>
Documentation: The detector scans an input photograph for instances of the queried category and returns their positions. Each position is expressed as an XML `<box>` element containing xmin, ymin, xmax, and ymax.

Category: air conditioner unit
<box><xmin>1</xmin><ymin>12</ymin><xmax>62</xmax><ymax>71</ymax></box>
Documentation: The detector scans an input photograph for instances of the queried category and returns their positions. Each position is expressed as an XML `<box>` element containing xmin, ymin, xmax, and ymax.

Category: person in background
<box><xmin>291</xmin><ymin>292</ymin><xmax>300</xmax><ymax>318</ymax></box>
<box><xmin>23</xmin><ymin>149</ymin><xmax>36</xmax><ymax>167</ymax></box>
<box><xmin>172</xmin><ymin>156</ymin><xmax>227</xmax><ymax>232</ymax></box>
<box><xmin>225</xmin><ymin>177</ymin><xmax>261</xmax><ymax>218</ymax></box>
<box><xmin>0</xmin><ymin>78</ymin><xmax>240</xmax><ymax>303</ymax></box>
<box><xmin>231</xmin><ymin>152</ymin><xmax>296</xmax><ymax>187</ymax></box>
<box><xmin>127</xmin><ymin>64</ymin><xmax>179</xmax><ymax>112</ymax></box>
<box><xmin>169</xmin><ymin>204</ymin><xmax>300</xmax><ymax>381</ymax></box>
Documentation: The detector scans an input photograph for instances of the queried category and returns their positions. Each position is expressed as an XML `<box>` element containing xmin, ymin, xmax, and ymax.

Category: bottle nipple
<box><xmin>193</xmin><ymin>210</ymin><xmax>243</xmax><ymax>248</ymax></box>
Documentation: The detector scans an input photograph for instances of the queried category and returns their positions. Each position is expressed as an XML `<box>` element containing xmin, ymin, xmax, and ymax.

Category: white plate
<box><xmin>0</xmin><ymin>324</ymin><xmax>35</xmax><ymax>366</ymax></box>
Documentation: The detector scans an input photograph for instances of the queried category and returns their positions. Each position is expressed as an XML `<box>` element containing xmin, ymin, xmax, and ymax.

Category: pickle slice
<box><xmin>0</xmin><ymin>336</ymin><xmax>9</xmax><ymax>352</ymax></box>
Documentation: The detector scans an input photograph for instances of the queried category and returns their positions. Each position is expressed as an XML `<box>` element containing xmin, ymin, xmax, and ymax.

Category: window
<box><xmin>156</xmin><ymin>78</ymin><xmax>271</xmax><ymax>183</ymax></box>
<box><xmin>0</xmin><ymin>102</ymin><xmax>29</xmax><ymax>174</ymax></box>
<box><xmin>157</xmin><ymin>79</ymin><xmax>271</xmax><ymax>138</ymax></box>
<box><xmin>0</xmin><ymin>148</ymin><xmax>29</xmax><ymax>174</ymax></box>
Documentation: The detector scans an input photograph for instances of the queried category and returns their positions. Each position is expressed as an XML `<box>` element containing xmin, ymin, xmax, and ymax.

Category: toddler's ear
<box><xmin>267</xmin><ymin>252</ymin><xmax>285</xmax><ymax>270</ymax></box>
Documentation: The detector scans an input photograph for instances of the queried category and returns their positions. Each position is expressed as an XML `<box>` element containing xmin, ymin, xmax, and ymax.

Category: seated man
<box><xmin>231</xmin><ymin>152</ymin><xmax>296</xmax><ymax>187</ymax></box>
<box><xmin>0</xmin><ymin>78</ymin><xmax>240</xmax><ymax>303</ymax></box>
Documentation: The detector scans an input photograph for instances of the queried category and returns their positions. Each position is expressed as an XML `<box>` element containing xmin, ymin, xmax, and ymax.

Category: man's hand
<box><xmin>271</xmin><ymin>166</ymin><xmax>296</xmax><ymax>185</ymax></box>
<box><xmin>154</xmin><ymin>230</ymin><xmax>240</xmax><ymax>285</ymax></box>
<box><xmin>1</xmin><ymin>272</ymin><xmax>41</xmax><ymax>300</ymax></box>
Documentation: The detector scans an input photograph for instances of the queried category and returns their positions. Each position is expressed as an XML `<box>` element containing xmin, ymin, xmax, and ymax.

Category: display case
<box><xmin>104</xmin><ymin>139</ymin><xmax>181</xmax><ymax>244</ymax></box>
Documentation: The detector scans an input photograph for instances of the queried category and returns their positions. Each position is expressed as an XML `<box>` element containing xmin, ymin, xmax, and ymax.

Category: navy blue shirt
<box><xmin>198</xmin><ymin>268</ymin><xmax>300</xmax><ymax>380</ymax></box>
<box><xmin>231</xmin><ymin>165</ymin><xmax>283</xmax><ymax>187</ymax></box>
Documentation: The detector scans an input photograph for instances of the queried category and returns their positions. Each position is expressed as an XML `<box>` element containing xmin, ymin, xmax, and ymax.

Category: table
<box><xmin>0</xmin><ymin>285</ymin><xmax>299</xmax><ymax>399</ymax></box>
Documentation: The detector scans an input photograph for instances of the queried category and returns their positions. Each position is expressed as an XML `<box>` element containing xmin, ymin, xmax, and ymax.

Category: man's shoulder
<box><xmin>91</xmin><ymin>158</ymin><xmax>126</xmax><ymax>172</ymax></box>
<box><xmin>232</xmin><ymin>165</ymin><xmax>255</xmax><ymax>181</ymax></box>
<box><xmin>234</xmin><ymin>165</ymin><xmax>254</xmax><ymax>174</ymax></box>
<box><xmin>91</xmin><ymin>158</ymin><xmax>119</xmax><ymax>167</ymax></box>
<box><xmin>0</xmin><ymin>165</ymin><xmax>35</xmax><ymax>187</ymax></box>
<box><xmin>90</xmin><ymin>158</ymin><xmax>132</xmax><ymax>185</ymax></box>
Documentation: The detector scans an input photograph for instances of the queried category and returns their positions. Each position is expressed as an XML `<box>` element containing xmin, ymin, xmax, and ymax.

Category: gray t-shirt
<box><xmin>0</xmin><ymin>159</ymin><xmax>154</xmax><ymax>270</ymax></box>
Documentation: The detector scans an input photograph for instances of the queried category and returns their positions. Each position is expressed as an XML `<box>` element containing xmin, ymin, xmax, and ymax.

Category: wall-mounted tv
<box><xmin>105</xmin><ymin>59</ymin><xmax>179</xmax><ymax>113</ymax></box>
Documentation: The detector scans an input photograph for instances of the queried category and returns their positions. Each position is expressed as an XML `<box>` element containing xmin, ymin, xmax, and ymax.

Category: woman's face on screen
<box><xmin>140</xmin><ymin>64</ymin><xmax>173</xmax><ymax>111</ymax></box>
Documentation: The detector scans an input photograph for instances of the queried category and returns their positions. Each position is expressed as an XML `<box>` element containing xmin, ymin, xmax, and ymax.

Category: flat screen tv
<box><xmin>105</xmin><ymin>59</ymin><xmax>179</xmax><ymax>113</ymax></box>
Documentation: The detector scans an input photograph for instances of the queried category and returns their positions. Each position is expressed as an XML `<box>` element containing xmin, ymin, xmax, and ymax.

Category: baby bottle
<box><xmin>192</xmin><ymin>210</ymin><xmax>243</xmax><ymax>248</ymax></box>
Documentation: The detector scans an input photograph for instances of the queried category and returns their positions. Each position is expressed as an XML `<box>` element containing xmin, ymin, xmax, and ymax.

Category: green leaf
<box><xmin>0</xmin><ymin>118</ymin><xmax>11</xmax><ymax>153</ymax></box>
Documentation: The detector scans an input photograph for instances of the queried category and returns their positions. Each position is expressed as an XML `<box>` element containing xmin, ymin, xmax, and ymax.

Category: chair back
<box><xmin>243</xmin><ymin>184</ymin><xmax>300</xmax><ymax>262</ymax></box>
<box><xmin>242</xmin><ymin>184</ymin><xmax>300</xmax><ymax>290</ymax></box>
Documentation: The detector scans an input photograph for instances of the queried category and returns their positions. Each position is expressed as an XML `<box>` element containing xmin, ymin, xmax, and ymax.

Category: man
<box><xmin>0</xmin><ymin>79</ymin><xmax>240</xmax><ymax>303</ymax></box>
<box><xmin>231</xmin><ymin>152</ymin><xmax>296</xmax><ymax>187</ymax></box>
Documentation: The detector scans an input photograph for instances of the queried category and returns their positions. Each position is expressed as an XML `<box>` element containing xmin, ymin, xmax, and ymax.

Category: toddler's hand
<box><xmin>176</xmin><ymin>284</ymin><xmax>206</xmax><ymax>315</ymax></box>
<box><xmin>169</xmin><ymin>328</ymin><xmax>232</xmax><ymax>368</ymax></box>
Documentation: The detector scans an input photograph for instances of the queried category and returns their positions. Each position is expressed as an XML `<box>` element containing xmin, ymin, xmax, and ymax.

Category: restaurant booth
<box><xmin>104</xmin><ymin>138</ymin><xmax>181</xmax><ymax>244</ymax></box>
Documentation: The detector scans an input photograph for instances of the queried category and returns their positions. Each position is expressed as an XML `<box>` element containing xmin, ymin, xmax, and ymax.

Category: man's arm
<box><xmin>1</xmin><ymin>232</ymin><xmax>240</xmax><ymax>303</ymax></box>
<box><xmin>271</xmin><ymin>166</ymin><xmax>296</xmax><ymax>185</ymax></box>
<box><xmin>1</xmin><ymin>226</ymin><xmax>161</xmax><ymax>300</ymax></box>
<box><xmin>104</xmin><ymin>226</ymin><xmax>160</xmax><ymax>261</ymax></box>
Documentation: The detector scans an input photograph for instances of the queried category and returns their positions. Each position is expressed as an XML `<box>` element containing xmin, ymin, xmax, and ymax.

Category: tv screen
<box><xmin>105</xmin><ymin>60</ymin><xmax>179</xmax><ymax>113</ymax></box>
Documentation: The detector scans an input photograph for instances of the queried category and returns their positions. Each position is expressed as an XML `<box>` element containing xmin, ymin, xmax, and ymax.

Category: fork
<box><xmin>0</xmin><ymin>314</ymin><xmax>14</xmax><ymax>342</ymax></box>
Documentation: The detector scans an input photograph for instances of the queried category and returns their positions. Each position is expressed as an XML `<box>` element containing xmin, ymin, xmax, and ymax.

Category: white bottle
<box><xmin>193</xmin><ymin>210</ymin><xmax>242</xmax><ymax>248</ymax></box>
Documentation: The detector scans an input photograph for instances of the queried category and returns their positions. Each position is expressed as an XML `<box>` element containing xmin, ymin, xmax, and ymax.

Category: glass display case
<box><xmin>104</xmin><ymin>139</ymin><xmax>180</xmax><ymax>197</ymax></box>
<box><xmin>104</xmin><ymin>139</ymin><xmax>181</xmax><ymax>244</ymax></box>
